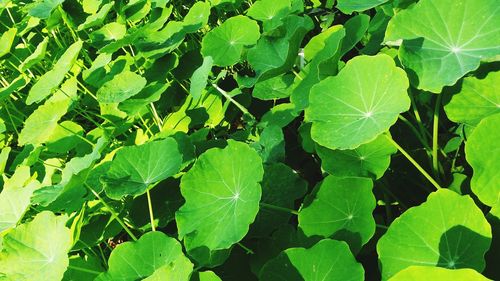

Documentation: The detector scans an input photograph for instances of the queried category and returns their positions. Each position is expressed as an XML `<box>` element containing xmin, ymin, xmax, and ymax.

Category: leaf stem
<box><xmin>67</xmin><ymin>265</ymin><xmax>102</xmax><ymax>275</ymax></box>
<box><xmin>237</xmin><ymin>242</ymin><xmax>255</xmax><ymax>254</ymax></box>
<box><xmin>384</xmin><ymin>134</ymin><xmax>443</xmax><ymax>190</ymax></box>
<box><xmin>146</xmin><ymin>189</ymin><xmax>156</xmax><ymax>232</ymax></box>
<box><xmin>260</xmin><ymin>202</ymin><xmax>299</xmax><ymax>215</ymax></box>
<box><xmin>212</xmin><ymin>83</ymin><xmax>255</xmax><ymax>120</ymax></box>
<box><xmin>85</xmin><ymin>184</ymin><xmax>138</xmax><ymax>241</ymax></box>
<box><xmin>432</xmin><ymin>94</ymin><xmax>442</xmax><ymax>179</ymax></box>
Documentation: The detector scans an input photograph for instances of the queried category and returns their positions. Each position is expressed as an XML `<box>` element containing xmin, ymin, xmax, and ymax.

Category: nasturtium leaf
<box><xmin>387</xmin><ymin>266</ymin><xmax>491</xmax><ymax>281</ymax></box>
<box><xmin>96</xmin><ymin>70</ymin><xmax>147</xmax><ymax>103</ymax></box>
<box><xmin>21</xmin><ymin>37</ymin><xmax>49</xmax><ymax>71</ymax></box>
<box><xmin>247</xmin><ymin>0</ymin><xmax>293</xmax><ymax>31</ymax></box>
<box><xmin>305</xmin><ymin>54</ymin><xmax>410</xmax><ymax>150</ymax></box>
<box><xmin>102</xmin><ymin>138</ymin><xmax>182</xmax><ymax>199</ymax></box>
<box><xmin>250</xmin><ymin>163</ymin><xmax>307</xmax><ymax>237</ymax></box>
<box><xmin>190</xmin><ymin>56</ymin><xmax>213</xmax><ymax>101</ymax></box>
<box><xmin>0</xmin><ymin>211</ymin><xmax>71</xmax><ymax>281</ymax></box>
<box><xmin>0</xmin><ymin>166</ymin><xmax>39</xmax><ymax>233</ymax></box>
<box><xmin>28</xmin><ymin>0</ymin><xmax>65</xmax><ymax>18</ymax></box>
<box><xmin>46</xmin><ymin>120</ymin><xmax>84</xmax><ymax>153</ymax></box>
<box><xmin>195</xmin><ymin>271</ymin><xmax>222</xmax><ymax>281</ymax></box>
<box><xmin>340</xmin><ymin>14</ymin><xmax>370</xmax><ymax>56</ymax></box>
<box><xmin>82</xmin><ymin>0</ymin><xmax>101</xmax><ymax>13</ymax></box>
<box><xmin>201</xmin><ymin>15</ymin><xmax>260</xmax><ymax>66</ymax></box>
<box><xmin>98</xmin><ymin>232</ymin><xmax>186</xmax><ymax>281</ymax></box>
<box><xmin>26</xmin><ymin>40</ymin><xmax>82</xmax><ymax>105</ymax></box>
<box><xmin>385</xmin><ymin>0</ymin><xmax>500</xmax><ymax>92</ymax></box>
<box><xmin>444</xmin><ymin>71</ymin><xmax>500</xmax><ymax>126</ymax></box>
<box><xmin>142</xmin><ymin>254</ymin><xmax>193</xmax><ymax>281</ymax></box>
<box><xmin>176</xmin><ymin>140</ymin><xmax>264</xmax><ymax>251</ymax></box>
<box><xmin>377</xmin><ymin>189</ymin><xmax>492</xmax><ymax>280</ymax></box>
<box><xmin>18</xmin><ymin>77</ymin><xmax>77</xmax><ymax>146</ymax></box>
<box><xmin>90</xmin><ymin>22</ymin><xmax>127</xmax><ymax>45</ymax></box>
<box><xmin>465</xmin><ymin>113</ymin><xmax>500</xmax><ymax>206</ymax></box>
<box><xmin>183</xmin><ymin>1</ymin><xmax>211</xmax><ymax>32</ymax></box>
<box><xmin>63</xmin><ymin>255</ymin><xmax>105</xmax><ymax>280</ymax></box>
<box><xmin>251</xmin><ymin>125</ymin><xmax>285</xmax><ymax>163</ymax></box>
<box><xmin>78</xmin><ymin>1</ymin><xmax>114</xmax><ymax>30</ymax></box>
<box><xmin>253</xmin><ymin>73</ymin><xmax>294</xmax><ymax>100</ymax></box>
<box><xmin>260</xmin><ymin>239</ymin><xmax>364</xmax><ymax>281</ymax></box>
<box><xmin>298</xmin><ymin>176</ymin><xmax>375</xmax><ymax>252</ymax></box>
<box><xmin>0</xmin><ymin>76</ymin><xmax>29</xmax><ymax>102</ymax></box>
<box><xmin>316</xmin><ymin>134</ymin><xmax>396</xmax><ymax>179</ymax></box>
<box><xmin>0</xmin><ymin>28</ymin><xmax>17</xmax><ymax>58</ymax></box>
<box><xmin>337</xmin><ymin>0</ymin><xmax>389</xmax><ymax>14</ymax></box>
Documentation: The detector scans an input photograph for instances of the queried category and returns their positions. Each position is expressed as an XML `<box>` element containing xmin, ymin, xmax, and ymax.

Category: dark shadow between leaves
<box><xmin>484</xmin><ymin>213</ymin><xmax>500</xmax><ymax>280</ymax></box>
<box><xmin>332</xmin><ymin>229</ymin><xmax>363</xmax><ymax>255</ymax></box>
<box><xmin>259</xmin><ymin>252</ymin><xmax>303</xmax><ymax>281</ymax></box>
<box><xmin>187</xmin><ymin>246</ymin><xmax>231</xmax><ymax>269</ymax></box>
<box><xmin>437</xmin><ymin>225</ymin><xmax>491</xmax><ymax>271</ymax></box>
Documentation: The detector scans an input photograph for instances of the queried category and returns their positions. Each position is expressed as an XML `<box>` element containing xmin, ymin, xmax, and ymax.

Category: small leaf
<box><xmin>21</xmin><ymin>37</ymin><xmax>49</xmax><ymax>71</ymax></box>
<box><xmin>28</xmin><ymin>0</ymin><xmax>65</xmax><ymax>18</ymax></box>
<box><xmin>253</xmin><ymin>73</ymin><xmax>294</xmax><ymax>100</ymax></box>
<box><xmin>190</xmin><ymin>56</ymin><xmax>213</xmax><ymax>101</ymax></box>
<box><xmin>176</xmin><ymin>140</ymin><xmax>264</xmax><ymax>251</ymax></box>
<box><xmin>337</xmin><ymin>0</ymin><xmax>389</xmax><ymax>14</ymax></box>
<box><xmin>96</xmin><ymin>71</ymin><xmax>147</xmax><ymax>103</ymax></box>
<box><xmin>78</xmin><ymin>1</ymin><xmax>115</xmax><ymax>30</ymax></box>
<box><xmin>102</xmin><ymin>138</ymin><xmax>182</xmax><ymax>199</ymax></box>
<box><xmin>201</xmin><ymin>15</ymin><xmax>260</xmax><ymax>66</ymax></box>
<box><xmin>0</xmin><ymin>28</ymin><xmax>17</xmax><ymax>58</ymax></box>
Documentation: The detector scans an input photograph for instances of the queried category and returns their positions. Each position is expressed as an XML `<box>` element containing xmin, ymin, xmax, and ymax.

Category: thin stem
<box><xmin>376</xmin><ymin>224</ymin><xmax>389</xmax><ymax>230</ymax></box>
<box><xmin>398</xmin><ymin>115</ymin><xmax>431</xmax><ymax>152</ymax></box>
<box><xmin>260</xmin><ymin>202</ymin><xmax>299</xmax><ymax>215</ymax></box>
<box><xmin>85</xmin><ymin>184</ymin><xmax>138</xmax><ymax>241</ymax></box>
<box><xmin>212</xmin><ymin>83</ymin><xmax>255</xmax><ymax>120</ymax></box>
<box><xmin>384</xmin><ymin>134</ymin><xmax>443</xmax><ymax>190</ymax></box>
<box><xmin>237</xmin><ymin>242</ymin><xmax>255</xmax><ymax>254</ymax></box>
<box><xmin>432</xmin><ymin>94</ymin><xmax>442</xmax><ymax>179</ymax></box>
<box><xmin>67</xmin><ymin>265</ymin><xmax>102</xmax><ymax>275</ymax></box>
<box><xmin>408</xmin><ymin>89</ymin><xmax>430</xmax><ymax>142</ymax></box>
<box><xmin>146</xmin><ymin>189</ymin><xmax>156</xmax><ymax>232</ymax></box>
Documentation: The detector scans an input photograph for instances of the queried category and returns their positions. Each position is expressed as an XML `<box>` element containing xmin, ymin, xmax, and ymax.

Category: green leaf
<box><xmin>28</xmin><ymin>0</ymin><xmax>65</xmax><ymax>18</ymax></box>
<box><xmin>305</xmin><ymin>54</ymin><xmax>410</xmax><ymax>149</ymax></box>
<box><xmin>142</xmin><ymin>254</ymin><xmax>193</xmax><ymax>281</ymax></box>
<box><xmin>247</xmin><ymin>0</ymin><xmax>295</xmax><ymax>32</ymax></box>
<box><xmin>444</xmin><ymin>71</ymin><xmax>500</xmax><ymax>126</ymax></box>
<box><xmin>176</xmin><ymin>140</ymin><xmax>264</xmax><ymax>251</ymax></box>
<box><xmin>377</xmin><ymin>189</ymin><xmax>492</xmax><ymax>280</ymax></box>
<box><xmin>194</xmin><ymin>271</ymin><xmax>223</xmax><ymax>281</ymax></box>
<box><xmin>18</xmin><ymin>77</ymin><xmax>77</xmax><ymax>146</ymax></box>
<box><xmin>96</xmin><ymin>71</ymin><xmax>147</xmax><ymax>103</ymax></box>
<box><xmin>102</xmin><ymin>138</ymin><xmax>182</xmax><ymax>199</ymax></box>
<box><xmin>337</xmin><ymin>0</ymin><xmax>389</xmax><ymax>14</ymax></box>
<box><xmin>21</xmin><ymin>37</ymin><xmax>49</xmax><ymax>71</ymax></box>
<box><xmin>0</xmin><ymin>28</ymin><xmax>17</xmax><ymax>58</ymax></box>
<box><xmin>46</xmin><ymin>120</ymin><xmax>84</xmax><ymax>153</ymax></box>
<box><xmin>26</xmin><ymin>40</ymin><xmax>82</xmax><ymax>105</ymax></box>
<box><xmin>465</xmin><ymin>113</ymin><xmax>500</xmax><ymax>206</ymax></box>
<box><xmin>183</xmin><ymin>1</ymin><xmax>211</xmax><ymax>33</ymax></box>
<box><xmin>63</xmin><ymin>255</ymin><xmax>105</xmax><ymax>280</ymax></box>
<box><xmin>340</xmin><ymin>14</ymin><xmax>370</xmax><ymax>56</ymax></box>
<box><xmin>0</xmin><ymin>211</ymin><xmax>71</xmax><ymax>281</ymax></box>
<box><xmin>260</xmin><ymin>239</ymin><xmax>364</xmax><ymax>281</ymax></box>
<box><xmin>98</xmin><ymin>232</ymin><xmax>186</xmax><ymax>281</ymax></box>
<box><xmin>298</xmin><ymin>176</ymin><xmax>375</xmax><ymax>252</ymax></box>
<box><xmin>385</xmin><ymin>0</ymin><xmax>500</xmax><ymax>92</ymax></box>
<box><xmin>201</xmin><ymin>15</ymin><xmax>260</xmax><ymax>66</ymax></box>
<box><xmin>388</xmin><ymin>266</ymin><xmax>491</xmax><ymax>281</ymax></box>
<box><xmin>0</xmin><ymin>166</ymin><xmax>39</xmax><ymax>233</ymax></box>
<box><xmin>190</xmin><ymin>56</ymin><xmax>213</xmax><ymax>101</ymax></box>
<box><xmin>78</xmin><ymin>1</ymin><xmax>115</xmax><ymax>30</ymax></box>
<box><xmin>251</xmin><ymin>125</ymin><xmax>285</xmax><ymax>163</ymax></box>
<box><xmin>253</xmin><ymin>73</ymin><xmax>294</xmax><ymax>100</ymax></box>
<box><xmin>316</xmin><ymin>134</ymin><xmax>397</xmax><ymax>179</ymax></box>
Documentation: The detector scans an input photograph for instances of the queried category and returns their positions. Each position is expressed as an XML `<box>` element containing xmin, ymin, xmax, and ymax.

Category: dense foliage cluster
<box><xmin>0</xmin><ymin>0</ymin><xmax>499</xmax><ymax>280</ymax></box>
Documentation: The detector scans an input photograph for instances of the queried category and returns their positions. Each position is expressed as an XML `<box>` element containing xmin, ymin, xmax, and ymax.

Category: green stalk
<box><xmin>384</xmin><ymin>133</ymin><xmax>443</xmax><ymax>190</ymax></box>
<box><xmin>146</xmin><ymin>189</ymin><xmax>156</xmax><ymax>232</ymax></box>
<box><xmin>212</xmin><ymin>83</ymin><xmax>256</xmax><ymax>120</ymax></box>
<box><xmin>432</xmin><ymin>94</ymin><xmax>442</xmax><ymax>179</ymax></box>
<box><xmin>260</xmin><ymin>202</ymin><xmax>299</xmax><ymax>215</ymax></box>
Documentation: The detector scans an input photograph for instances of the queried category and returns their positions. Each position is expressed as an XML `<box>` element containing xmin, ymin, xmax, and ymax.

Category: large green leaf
<box><xmin>102</xmin><ymin>138</ymin><xmax>182</xmax><ymax>199</ymax></box>
<box><xmin>316</xmin><ymin>134</ymin><xmax>396</xmax><ymax>179</ymax></box>
<box><xmin>18</xmin><ymin>77</ymin><xmax>77</xmax><ymax>146</ymax></box>
<box><xmin>444</xmin><ymin>71</ymin><xmax>500</xmax><ymax>126</ymax></box>
<box><xmin>465</xmin><ymin>113</ymin><xmax>500</xmax><ymax>206</ymax></box>
<box><xmin>0</xmin><ymin>166</ymin><xmax>39</xmax><ymax>233</ymax></box>
<box><xmin>377</xmin><ymin>189</ymin><xmax>492</xmax><ymax>280</ymax></box>
<box><xmin>305</xmin><ymin>54</ymin><xmax>410</xmax><ymax>149</ymax></box>
<box><xmin>385</xmin><ymin>0</ymin><xmax>500</xmax><ymax>92</ymax></box>
<box><xmin>201</xmin><ymin>15</ymin><xmax>260</xmax><ymax>66</ymax></box>
<box><xmin>0</xmin><ymin>211</ymin><xmax>71</xmax><ymax>280</ymax></box>
<box><xmin>96</xmin><ymin>71</ymin><xmax>147</xmax><ymax>103</ymax></box>
<box><xmin>26</xmin><ymin>40</ymin><xmax>82</xmax><ymax>105</ymax></box>
<box><xmin>336</xmin><ymin>0</ymin><xmax>389</xmax><ymax>14</ymax></box>
<box><xmin>298</xmin><ymin>176</ymin><xmax>375</xmax><ymax>252</ymax></box>
<box><xmin>175</xmin><ymin>140</ymin><xmax>264</xmax><ymax>251</ymax></box>
<box><xmin>388</xmin><ymin>266</ymin><xmax>491</xmax><ymax>281</ymax></box>
<box><xmin>97</xmin><ymin>232</ymin><xmax>186</xmax><ymax>281</ymax></box>
<box><xmin>260</xmin><ymin>239</ymin><xmax>364</xmax><ymax>281</ymax></box>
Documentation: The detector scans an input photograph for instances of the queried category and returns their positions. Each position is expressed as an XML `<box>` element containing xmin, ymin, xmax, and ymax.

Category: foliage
<box><xmin>0</xmin><ymin>0</ymin><xmax>498</xmax><ymax>280</ymax></box>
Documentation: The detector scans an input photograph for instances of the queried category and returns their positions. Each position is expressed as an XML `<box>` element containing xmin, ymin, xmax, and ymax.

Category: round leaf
<box><xmin>102</xmin><ymin>138</ymin><xmax>182</xmax><ymax>199</ymax></box>
<box><xmin>388</xmin><ymin>266</ymin><xmax>491</xmax><ymax>281</ymax></box>
<box><xmin>260</xmin><ymin>239</ymin><xmax>364</xmax><ymax>281</ymax></box>
<box><xmin>175</xmin><ymin>140</ymin><xmax>264</xmax><ymax>251</ymax></box>
<box><xmin>385</xmin><ymin>0</ymin><xmax>500</xmax><ymax>92</ymax></box>
<box><xmin>201</xmin><ymin>15</ymin><xmax>260</xmax><ymax>66</ymax></box>
<box><xmin>305</xmin><ymin>54</ymin><xmax>410</xmax><ymax>149</ymax></box>
<box><xmin>377</xmin><ymin>189</ymin><xmax>492</xmax><ymax>280</ymax></box>
<box><xmin>298</xmin><ymin>176</ymin><xmax>375</xmax><ymax>252</ymax></box>
<box><xmin>465</xmin><ymin>113</ymin><xmax>500</xmax><ymax>206</ymax></box>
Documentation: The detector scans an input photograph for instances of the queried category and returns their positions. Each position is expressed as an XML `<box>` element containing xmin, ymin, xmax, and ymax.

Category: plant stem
<box><xmin>260</xmin><ymin>202</ymin><xmax>299</xmax><ymax>215</ymax></box>
<box><xmin>67</xmin><ymin>265</ymin><xmax>102</xmax><ymax>275</ymax></box>
<box><xmin>237</xmin><ymin>242</ymin><xmax>255</xmax><ymax>254</ymax></box>
<box><xmin>212</xmin><ymin>83</ymin><xmax>256</xmax><ymax>120</ymax></box>
<box><xmin>376</xmin><ymin>224</ymin><xmax>389</xmax><ymax>230</ymax></box>
<box><xmin>146</xmin><ymin>189</ymin><xmax>156</xmax><ymax>232</ymax></box>
<box><xmin>384</xmin><ymin>134</ymin><xmax>443</xmax><ymax>190</ymax></box>
<box><xmin>408</xmin><ymin>89</ymin><xmax>431</xmax><ymax>142</ymax></box>
<box><xmin>432</xmin><ymin>94</ymin><xmax>442</xmax><ymax>179</ymax></box>
<box><xmin>85</xmin><ymin>184</ymin><xmax>138</xmax><ymax>241</ymax></box>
